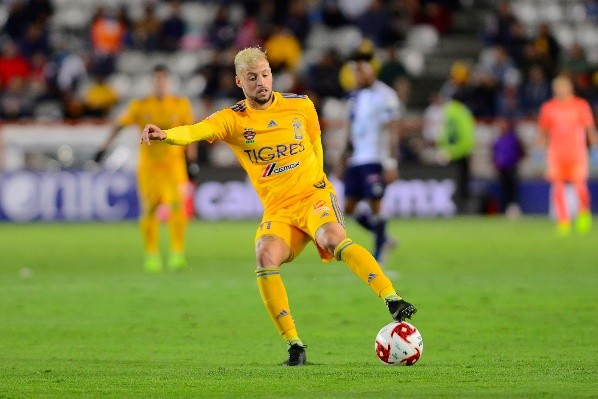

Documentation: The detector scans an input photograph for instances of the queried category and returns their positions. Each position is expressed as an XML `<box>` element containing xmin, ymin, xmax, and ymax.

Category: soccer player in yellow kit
<box><xmin>96</xmin><ymin>65</ymin><xmax>194</xmax><ymax>273</ymax></box>
<box><xmin>141</xmin><ymin>48</ymin><xmax>416</xmax><ymax>366</ymax></box>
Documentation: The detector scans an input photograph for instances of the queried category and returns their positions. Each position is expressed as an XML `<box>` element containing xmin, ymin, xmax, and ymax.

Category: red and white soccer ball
<box><xmin>374</xmin><ymin>321</ymin><xmax>423</xmax><ymax>366</ymax></box>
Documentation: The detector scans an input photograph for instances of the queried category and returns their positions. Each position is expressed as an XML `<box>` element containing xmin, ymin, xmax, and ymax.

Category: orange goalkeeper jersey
<box><xmin>119</xmin><ymin>95</ymin><xmax>194</xmax><ymax>167</ymax></box>
<box><xmin>163</xmin><ymin>92</ymin><xmax>330</xmax><ymax>210</ymax></box>
<box><xmin>537</xmin><ymin>96</ymin><xmax>595</xmax><ymax>164</ymax></box>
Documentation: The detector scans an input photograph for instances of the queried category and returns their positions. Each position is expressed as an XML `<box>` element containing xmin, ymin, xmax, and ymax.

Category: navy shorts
<box><xmin>344</xmin><ymin>163</ymin><xmax>385</xmax><ymax>200</ymax></box>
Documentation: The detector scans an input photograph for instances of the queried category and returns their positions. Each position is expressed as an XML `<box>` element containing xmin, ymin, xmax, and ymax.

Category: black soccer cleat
<box><xmin>282</xmin><ymin>343</ymin><xmax>307</xmax><ymax>366</ymax></box>
<box><xmin>386</xmin><ymin>298</ymin><xmax>417</xmax><ymax>321</ymax></box>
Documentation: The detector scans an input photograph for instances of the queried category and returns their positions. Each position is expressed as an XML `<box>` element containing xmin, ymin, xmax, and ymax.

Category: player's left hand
<box><xmin>141</xmin><ymin>124</ymin><xmax>166</xmax><ymax>144</ymax></box>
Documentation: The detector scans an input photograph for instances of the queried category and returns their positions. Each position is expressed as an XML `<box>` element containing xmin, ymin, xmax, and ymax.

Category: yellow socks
<box><xmin>334</xmin><ymin>238</ymin><xmax>398</xmax><ymax>299</ymax></box>
<box><xmin>256</xmin><ymin>267</ymin><xmax>301</xmax><ymax>344</ymax></box>
<box><xmin>140</xmin><ymin>213</ymin><xmax>159</xmax><ymax>254</ymax></box>
<box><xmin>168</xmin><ymin>203</ymin><xmax>187</xmax><ymax>253</ymax></box>
<box><xmin>256</xmin><ymin>238</ymin><xmax>398</xmax><ymax>345</ymax></box>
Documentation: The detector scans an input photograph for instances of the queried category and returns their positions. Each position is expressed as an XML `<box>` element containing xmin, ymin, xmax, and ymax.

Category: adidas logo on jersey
<box><xmin>267</xmin><ymin>120</ymin><xmax>278</xmax><ymax>128</ymax></box>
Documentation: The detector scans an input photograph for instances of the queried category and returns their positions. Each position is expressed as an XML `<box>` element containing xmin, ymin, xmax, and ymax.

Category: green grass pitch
<box><xmin>0</xmin><ymin>217</ymin><xmax>596</xmax><ymax>398</ymax></box>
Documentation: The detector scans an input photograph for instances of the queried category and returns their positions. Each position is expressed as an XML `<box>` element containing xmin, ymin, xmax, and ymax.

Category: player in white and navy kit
<box><xmin>341</xmin><ymin>55</ymin><xmax>401</xmax><ymax>264</ymax></box>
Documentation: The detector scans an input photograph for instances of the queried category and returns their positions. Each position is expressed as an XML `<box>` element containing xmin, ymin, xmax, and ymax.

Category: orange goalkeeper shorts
<box><xmin>546</xmin><ymin>158</ymin><xmax>588</xmax><ymax>182</ymax></box>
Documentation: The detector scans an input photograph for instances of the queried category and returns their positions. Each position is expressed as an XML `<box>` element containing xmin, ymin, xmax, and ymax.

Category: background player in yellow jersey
<box><xmin>140</xmin><ymin>48</ymin><xmax>417</xmax><ymax>366</ymax></box>
<box><xmin>95</xmin><ymin>65</ymin><xmax>194</xmax><ymax>273</ymax></box>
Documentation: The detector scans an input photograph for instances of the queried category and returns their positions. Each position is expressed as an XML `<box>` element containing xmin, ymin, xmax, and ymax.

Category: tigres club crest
<box><xmin>243</xmin><ymin>128</ymin><xmax>256</xmax><ymax>144</ymax></box>
<box><xmin>292</xmin><ymin>117</ymin><xmax>304</xmax><ymax>140</ymax></box>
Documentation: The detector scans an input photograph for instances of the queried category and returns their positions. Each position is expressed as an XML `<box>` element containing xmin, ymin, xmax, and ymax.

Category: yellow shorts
<box><xmin>137</xmin><ymin>159</ymin><xmax>187</xmax><ymax>207</ymax></box>
<box><xmin>255</xmin><ymin>188</ymin><xmax>345</xmax><ymax>263</ymax></box>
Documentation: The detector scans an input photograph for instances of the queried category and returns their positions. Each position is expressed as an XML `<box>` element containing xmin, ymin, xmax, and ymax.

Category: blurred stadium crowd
<box><xmin>0</xmin><ymin>0</ymin><xmax>456</xmax><ymax>120</ymax></box>
<box><xmin>0</xmin><ymin>0</ymin><xmax>597</xmax><ymax>172</ymax></box>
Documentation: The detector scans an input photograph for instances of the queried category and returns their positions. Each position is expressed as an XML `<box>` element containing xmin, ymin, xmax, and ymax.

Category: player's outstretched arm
<box><xmin>95</xmin><ymin>125</ymin><xmax>124</xmax><ymax>163</ymax></box>
<box><xmin>142</xmin><ymin>118</ymin><xmax>219</xmax><ymax>146</ymax></box>
<box><xmin>140</xmin><ymin>123</ymin><xmax>167</xmax><ymax>145</ymax></box>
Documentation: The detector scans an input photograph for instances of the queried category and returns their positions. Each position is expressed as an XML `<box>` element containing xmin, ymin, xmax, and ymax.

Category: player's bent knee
<box><xmin>315</xmin><ymin>222</ymin><xmax>347</xmax><ymax>254</ymax></box>
<box><xmin>256</xmin><ymin>248</ymin><xmax>287</xmax><ymax>268</ymax></box>
<box><xmin>255</xmin><ymin>235</ymin><xmax>291</xmax><ymax>267</ymax></box>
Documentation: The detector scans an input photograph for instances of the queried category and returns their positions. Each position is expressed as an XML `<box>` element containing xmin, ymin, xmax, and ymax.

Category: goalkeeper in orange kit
<box><xmin>537</xmin><ymin>75</ymin><xmax>598</xmax><ymax>235</ymax></box>
<box><xmin>140</xmin><ymin>48</ymin><xmax>416</xmax><ymax>366</ymax></box>
<box><xmin>96</xmin><ymin>65</ymin><xmax>195</xmax><ymax>272</ymax></box>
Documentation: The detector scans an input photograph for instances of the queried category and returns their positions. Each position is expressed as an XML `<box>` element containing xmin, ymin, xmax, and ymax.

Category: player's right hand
<box><xmin>94</xmin><ymin>149</ymin><xmax>106</xmax><ymax>163</ymax></box>
<box><xmin>141</xmin><ymin>124</ymin><xmax>166</xmax><ymax>144</ymax></box>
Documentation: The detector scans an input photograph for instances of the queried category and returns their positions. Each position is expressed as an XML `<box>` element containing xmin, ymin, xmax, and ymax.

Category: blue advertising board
<box><xmin>0</xmin><ymin>171</ymin><xmax>139</xmax><ymax>221</ymax></box>
<box><xmin>1</xmin><ymin>170</ymin><xmax>597</xmax><ymax>221</ymax></box>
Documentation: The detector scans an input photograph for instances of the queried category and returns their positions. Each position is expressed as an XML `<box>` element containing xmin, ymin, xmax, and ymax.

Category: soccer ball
<box><xmin>374</xmin><ymin>321</ymin><xmax>423</xmax><ymax>366</ymax></box>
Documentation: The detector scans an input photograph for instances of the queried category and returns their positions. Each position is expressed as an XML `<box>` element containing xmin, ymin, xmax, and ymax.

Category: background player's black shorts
<box><xmin>344</xmin><ymin>163</ymin><xmax>385</xmax><ymax>200</ymax></box>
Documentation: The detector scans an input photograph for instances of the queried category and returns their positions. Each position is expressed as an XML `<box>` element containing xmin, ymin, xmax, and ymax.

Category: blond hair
<box><xmin>234</xmin><ymin>47</ymin><xmax>268</xmax><ymax>75</ymax></box>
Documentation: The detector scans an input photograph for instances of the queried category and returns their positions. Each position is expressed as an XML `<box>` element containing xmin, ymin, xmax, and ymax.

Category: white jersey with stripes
<box><xmin>348</xmin><ymin>80</ymin><xmax>401</xmax><ymax>166</ymax></box>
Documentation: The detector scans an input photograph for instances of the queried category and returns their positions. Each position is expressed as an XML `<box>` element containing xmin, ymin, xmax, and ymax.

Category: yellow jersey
<box><xmin>164</xmin><ymin>92</ymin><xmax>330</xmax><ymax>210</ymax></box>
<box><xmin>119</xmin><ymin>95</ymin><xmax>193</xmax><ymax>167</ymax></box>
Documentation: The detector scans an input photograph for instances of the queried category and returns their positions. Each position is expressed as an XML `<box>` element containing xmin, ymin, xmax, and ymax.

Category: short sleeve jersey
<box><xmin>348</xmin><ymin>80</ymin><xmax>401</xmax><ymax>165</ymax></box>
<box><xmin>538</xmin><ymin>96</ymin><xmax>595</xmax><ymax>163</ymax></box>
<box><xmin>167</xmin><ymin>92</ymin><xmax>328</xmax><ymax>210</ymax></box>
<box><xmin>119</xmin><ymin>95</ymin><xmax>193</xmax><ymax>166</ymax></box>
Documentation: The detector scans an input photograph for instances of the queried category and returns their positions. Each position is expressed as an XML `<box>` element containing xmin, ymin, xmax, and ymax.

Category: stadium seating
<box><xmin>2</xmin><ymin>0</ymin><xmax>596</xmax><ymax>181</ymax></box>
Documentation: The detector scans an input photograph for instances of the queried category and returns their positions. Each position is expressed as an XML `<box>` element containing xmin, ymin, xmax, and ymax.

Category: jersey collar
<box><xmin>246</xmin><ymin>91</ymin><xmax>278</xmax><ymax>111</ymax></box>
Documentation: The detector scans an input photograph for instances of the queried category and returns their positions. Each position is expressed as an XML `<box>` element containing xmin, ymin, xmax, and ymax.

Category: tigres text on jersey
<box><xmin>163</xmin><ymin>92</ymin><xmax>330</xmax><ymax>210</ymax></box>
